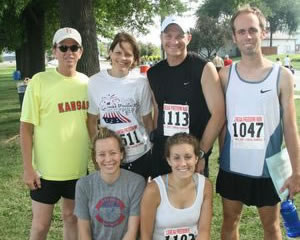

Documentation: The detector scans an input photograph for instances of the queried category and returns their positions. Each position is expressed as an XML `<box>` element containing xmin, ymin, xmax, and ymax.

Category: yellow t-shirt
<box><xmin>21</xmin><ymin>69</ymin><xmax>89</xmax><ymax>180</ymax></box>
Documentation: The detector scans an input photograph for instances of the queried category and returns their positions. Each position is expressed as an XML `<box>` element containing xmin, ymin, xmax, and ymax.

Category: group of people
<box><xmin>20</xmin><ymin>4</ymin><xmax>300</xmax><ymax>240</ymax></box>
<box><xmin>276</xmin><ymin>56</ymin><xmax>295</xmax><ymax>75</ymax></box>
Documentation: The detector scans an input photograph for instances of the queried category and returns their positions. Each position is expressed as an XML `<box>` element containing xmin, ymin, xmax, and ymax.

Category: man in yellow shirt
<box><xmin>20</xmin><ymin>28</ymin><xmax>89</xmax><ymax>240</ymax></box>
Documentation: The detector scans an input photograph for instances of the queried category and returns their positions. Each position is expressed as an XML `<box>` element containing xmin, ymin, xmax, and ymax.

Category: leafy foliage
<box><xmin>196</xmin><ymin>0</ymin><xmax>300</xmax><ymax>47</ymax></box>
<box><xmin>139</xmin><ymin>42</ymin><xmax>160</xmax><ymax>57</ymax></box>
<box><xmin>188</xmin><ymin>16</ymin><xmax>231</xmax><ymax>59</ymax></box>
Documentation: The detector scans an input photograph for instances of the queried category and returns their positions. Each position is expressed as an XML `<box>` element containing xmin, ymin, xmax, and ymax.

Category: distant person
<box><xmin>87</xmin><ymin>32</ymin><xmax>153</xmax><ymax>179</ymax></box>
<box><xmin>275</xmin><ymin>57</ymin><xmax>282</xmax><ymax>66</ymax></box>
<box><xmin>20</xmin><ymin>27</ymin><xmax>89</xmax><ymax>239</ymax></box>
<box><xmin>224</xmin><ymin>55</ymin><xmax>233</xmax><ymax>66</ymax></box>
<box><xmin>284</xmin><ymin>55</ymin><xmax>291</xmax><ymax>68</ymax></box>
<box><xmin>147</xmin><ymin>15</ymin><xmax>225</xmax><ymax>178</ymax></box>
<box><xmin>75</xmin><ymin>127</ymin><xmax>145</xmax><ymax>239</ymax></box>
<box><xmin>218</xmin><ymin>5</ymin><xmax>300</xmax><ymax>239</ymax></box>
<box><xmin>212</xmin><ymin>53</ymin><xmax>224</xmax><ymax>71</ymax></box>
<box><xmin>141</xmin><ymin>132</ymin><xmax>213</xmax><ymax>240</ymax></box>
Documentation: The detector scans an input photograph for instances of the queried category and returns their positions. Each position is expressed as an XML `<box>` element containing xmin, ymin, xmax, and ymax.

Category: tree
<box><xmin>264</xmin><ymin>0</ymin><xmax>300</xmax><ymax>46</ymax></box>
<box><xmin>58</xmin><ymin>0</ymin><xmax>99</xmax><ymax>76</ymax></box>
<box><xmin>0</xmin><ymin>0</ymin><xmax>191</xmax><ymax>77</ymax></box>
<box><xmin>196</xmin><ymin>0</ymin><xmax>300</xmax><ymax>47</ymax></box>
<box><xmin>139</xmin><ymin>42</ymin><xmax>160</xmax><ymax>57</ymax></box>
<box><xmin>0</xmin><ymin>0</ymin><xmax>58</xmax><ymax>78</ymax></box>
<box><xmin>188</xmin><ymin>15</ymin><xmax>230</xmax><ymax>59</ymax></box>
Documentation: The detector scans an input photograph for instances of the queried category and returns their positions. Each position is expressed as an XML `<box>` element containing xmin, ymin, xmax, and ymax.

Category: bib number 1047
<box><xmin>232</xmin><ymin>122</ymin><xmax>263</xmax><ymax>138</ymax></box>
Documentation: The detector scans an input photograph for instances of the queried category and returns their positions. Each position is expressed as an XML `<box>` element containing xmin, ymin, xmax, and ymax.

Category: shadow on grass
<box><xmin>0</xmin><ymin>108</ymin><xmax>20</xmax><ymax>114</ymax></box>
<box><xmin>0</xmin><ymin>118</ymin><xmax>20</xmax><ymax>125</ymax></box>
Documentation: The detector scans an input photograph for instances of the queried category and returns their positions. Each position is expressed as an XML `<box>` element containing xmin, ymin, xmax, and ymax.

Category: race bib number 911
<box><xmin>232</xmin><ymin>115</ymin><xmax>265</xmax><ymax>149</ymax></box>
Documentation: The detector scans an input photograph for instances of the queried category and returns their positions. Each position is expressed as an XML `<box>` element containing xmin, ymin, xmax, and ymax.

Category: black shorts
<box><xmin>216</xmin><ymin>169</ymin><xmax>280</xmax><ymax>208</ymax></box>
<box><xmin>30</xmin><ymin>178</ymin><xmax>78</xmax><ymax>204</ymax></box>
<box><xmin>121</xmin><ymin>150</ymin><xmax>151</xmax><ymax>179</ymax></box>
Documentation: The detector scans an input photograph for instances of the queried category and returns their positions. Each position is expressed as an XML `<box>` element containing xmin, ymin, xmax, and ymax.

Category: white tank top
<box><xmin>153</xmin><ymin>173</ymin><xmax>205</xmax><ymax>240</ymax></box>
<box><xmin>220</xmin><ymin>63</ymin><xmax>282</xmax><ymax>177</ymax></box>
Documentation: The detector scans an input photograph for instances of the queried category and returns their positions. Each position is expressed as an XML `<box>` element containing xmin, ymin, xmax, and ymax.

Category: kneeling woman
<box><xmin>141</xmin><ymin>133</ymin><xmax>213</xmax><ymax>240</ymax></box>
<box><xmin>74</xmin><ymin>127</ymin><xmax>145</xmax><ymax>239</ymax></box>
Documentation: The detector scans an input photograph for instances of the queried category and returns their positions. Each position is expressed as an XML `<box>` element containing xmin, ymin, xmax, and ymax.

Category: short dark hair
<box><xmin>92</xmin><ymin>127</ymin><xmax>126</xmax><ymax>163</ymax></box>
<box><xmin>109</xmin><ymin>32</ymin><xmax>140</xmax><ymax>69</ymax></box>
<box><xmin>231</xmin><ymin>4</ymin><xmax>267</xmax><ymax>34</ymax></box>
<box><xmin>165</xmin><ymin>132</ymin><xmax>200</xmax><ymax>159</ymax></box>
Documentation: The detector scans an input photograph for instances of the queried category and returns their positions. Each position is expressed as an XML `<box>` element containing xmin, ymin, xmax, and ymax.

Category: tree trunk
<box><xmin>270</xmin><ymin>31</ymin><xmax>273</xmax><ymax>47</ymax></box>
<box><xmin>58</xmin><ymin>0</ymin><xmax>100</xmax><ymax>77</ymax></box>
<box><xmin>16</xmin><ymin>0</ymin><xmax>45</xmax><ymax>79</ymax></box>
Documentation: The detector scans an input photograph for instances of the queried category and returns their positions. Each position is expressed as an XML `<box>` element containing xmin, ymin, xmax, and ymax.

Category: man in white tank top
<box><xmin>217</xmin><ymin>5</ymin><xmax>300</xmax><ymax>240</ymax></box>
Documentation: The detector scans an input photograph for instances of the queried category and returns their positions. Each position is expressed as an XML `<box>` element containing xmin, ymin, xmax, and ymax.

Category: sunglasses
<box><xmin>57</xmin><ymin>45</ymin><xmax>81</xmax><ymax>52</ymax></box>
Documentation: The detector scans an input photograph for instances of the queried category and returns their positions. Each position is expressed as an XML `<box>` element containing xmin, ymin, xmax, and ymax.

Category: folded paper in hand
<box><xmin>266</xmin><ymin>148</ymin><xmax>292</xmax><ymax>201</ymax></box>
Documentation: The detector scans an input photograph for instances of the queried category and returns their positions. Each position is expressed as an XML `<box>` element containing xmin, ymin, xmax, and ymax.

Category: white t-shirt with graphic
<box><xmin>88</xmin><ymin>69</ymin><xmax>152</xmax><ymax>163</ymax></box>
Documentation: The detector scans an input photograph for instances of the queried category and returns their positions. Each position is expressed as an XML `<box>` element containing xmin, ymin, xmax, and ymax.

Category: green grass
<box><xmin>0</xmin><ymin>66</ymin><xmax>300</xmax><ymax>239</ymax></box>
<box><xmin>233</xmin><ymin>54</ymin><xmax>300</xmax><ymax>70</ymax></box>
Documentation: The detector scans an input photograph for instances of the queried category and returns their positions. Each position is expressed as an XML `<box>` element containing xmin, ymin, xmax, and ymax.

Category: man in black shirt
<box><xmin>147</xmin><ymin>15</ymin><xmax>225</xmax><ymax>178</ymax></box>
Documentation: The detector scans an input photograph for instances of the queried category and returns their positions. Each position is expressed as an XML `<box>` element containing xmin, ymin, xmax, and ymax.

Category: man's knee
<box><xmin>62</xmin><ymin>209</ymin><xmax>77</xmax><ymax>224</ymax></box>
<box><xmin>222</xmin><ymin>199</ymin><xmax>243</xmax><ymax>229</ymax></box>
<box><xmin>261</xmin><ymin>218</ymin><xmax>281</xmax><ymax>234</ymax></box>
<box><xmin>223</xmin><ymin>210</ymin><xmax>242</xmax><ymax>228</ymax></box>
<box><xmin>31</xmin><ymin>220</ymin><xmax>51</xmax><ymax>237</ymax></box>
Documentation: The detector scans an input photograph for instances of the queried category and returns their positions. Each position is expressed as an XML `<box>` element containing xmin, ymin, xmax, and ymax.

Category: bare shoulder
<box><xmin>279</xmin><ymin>66</ymin><xmax>295</xmax><ymax>91</ymax></box>
<box><xmin>201</xmin><ymin>61</ymin><xmax>219</xmax><ymax>84</ymax></box>
<box><xmin>142</xmin><ymin>180</ymin><xmax>161</xmax><ymax>203</ymax></box>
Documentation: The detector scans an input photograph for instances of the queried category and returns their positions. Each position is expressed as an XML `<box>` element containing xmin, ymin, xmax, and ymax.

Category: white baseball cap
<box><xmin>52</xmin><ymin>27</ymin><xmax>82</xmax><ymax>46</ymax></box>
<box><xmin>161</xmin><ymin>16</ymin><xmax>189</xmax><ymax>33</ymax></box>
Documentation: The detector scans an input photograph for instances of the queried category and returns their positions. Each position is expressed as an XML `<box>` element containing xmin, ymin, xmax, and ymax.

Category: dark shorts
<box><xmin>216</xmin><ymin>168</ymin><xmax>280</xmax><ymax>208</ymax></box>
<box><xmin>30</xmin><ymin>178</ymin><xmax>78</xmax><ymax>204</ymax></box>
<box><xmin>121</xmin><ymin>150</ymin><xmax>151</xmax><ymax>179</ymax></box>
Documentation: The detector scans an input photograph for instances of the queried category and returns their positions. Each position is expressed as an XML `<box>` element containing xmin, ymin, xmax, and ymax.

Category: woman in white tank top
<box><xmin>140</xmin><ymin>133</ymin><xmax>213</xmax><ymax>240</ymax></box>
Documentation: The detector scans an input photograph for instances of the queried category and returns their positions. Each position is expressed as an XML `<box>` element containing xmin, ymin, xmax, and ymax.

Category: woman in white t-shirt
<box><xmin>140</xmin><ymin>133</ymin><xmax>213</xmax><ymax>240</ymax></box>
<box><xmin>87</xmin><ymin>32</ymin><xmax>153</xmax><ymax>179</ymax></box>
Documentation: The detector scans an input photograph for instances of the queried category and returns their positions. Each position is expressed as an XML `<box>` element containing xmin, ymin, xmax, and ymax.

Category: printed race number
<box><xmin>232</xmin><ymin>115</ymin><xmax>265</xmax><ymax>149</ymax></box>
<box><xmin>232</xmin><ymin>122</ymin><xmax>263</xmax><ymax>138</ymax></box>
<box><xmin>120</xmin><ymin>130</ymin><xmax>141</xmax><ymax>146</ymax></box>
<box><xmin>116</xmin><ymin>125</ymin><xmax>145</xmax><ymax>156</ymax></box>
<box><xmin>164</xmin><ymin>226</ymin><xmax>197</xmax><ymax>240</ymax></box>
<box><xmin>165</xmin><ymin>234</ymin><xmax>195</xmax><ymax>240</ymax></box>
<box><xmin>163</xmin><ymin>103</ymin><xmax>190</xmax><ymax>136</ymax></box>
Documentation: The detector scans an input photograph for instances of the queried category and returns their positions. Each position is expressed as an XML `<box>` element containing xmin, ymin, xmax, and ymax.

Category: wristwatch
<box><xmin>199</xmin><ymin>149</ymin><xmax>206</xmax><ymax>159</ymax></box>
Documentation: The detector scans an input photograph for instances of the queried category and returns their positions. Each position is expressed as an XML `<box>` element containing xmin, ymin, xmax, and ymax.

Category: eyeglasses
<box><xmin>57</xmin><ymin>45</ymin><xmax>81</xmax><ymax>52</ymax></box>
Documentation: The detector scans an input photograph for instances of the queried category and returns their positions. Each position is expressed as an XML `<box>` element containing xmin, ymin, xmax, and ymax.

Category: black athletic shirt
<box><xmin>147</xmin><ymin>52</ymin><xmax>210</xmax><ymax>140</ymax></box>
